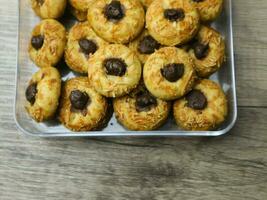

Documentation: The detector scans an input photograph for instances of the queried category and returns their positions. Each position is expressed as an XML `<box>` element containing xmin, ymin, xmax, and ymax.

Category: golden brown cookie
<box><xmin>113</xmin><ymin>83</ymin><xmax>171</xmax><ymax>131</ymax></box>
<box><xmin>173</xmin><ymin>79</ymin><xmax>228</xmax><ymax>131</ymax></box>
<box><xmin>190</xmin><ymin>0</ymin><xmax>223</xmax><ymax>22</ymax></box>
<box><xmin>146</xmin><ymin>0</ymin><xmax>200</xmax><ymax>46</ymax></box>
<box><xmin>30</xmin><ymin>0</ymin><xmax>67</xmax><ymax>19</ymax></box>
<box><xmin>69</xmin><ymin>0</ymin><xmax>96</xmax><ymax>21</ymax></box>
<box><xmin>128</xmin><ymin>29</ymin><xmax>161</xmax><ymax>64</ymax></box>
<box><xmin>25</xmin><ymin>67</ymin><xmax>61</xmax><ymax>122</ymax></box>
<box><xmin>65</xmin><ymin>22</ymin><xmax>108</xmax><ymax>74</ymax></box>
<box><xmin>88</xmin><ymin>44</ymin><xmax>142</xmax><ymax>97</ymax></box>
<box><xmin>29</xmin><ymin>19</ymin><xmax>67</xmax><ymax>68</ymax></box>
<box><xmin>59</xmin><ymin>77</ymin><xmax>108</xmax><ymax>131</ymax></box>
<box><xmin>87</xmin><ymin>0</ymin><xmax>145</xmax><ymax>44</ymax></box>
<box><xmin>188</xmin><ymin>25</ymin><xmax>225</xmax><ymax>77</ymax></box>
<box><xmin>139</xmin><ymin>0</ymin><xmax>154</xmax><ymax>8</ymax></box>
<box><xmin>143</xmin><ymin>47</ymin><xmax>196</xmax><ymax>100</ymax></box>
<box><xmin>70</xmin><ymin>7</ymin><xmax>87</xmax><ymax>22</ymax></box>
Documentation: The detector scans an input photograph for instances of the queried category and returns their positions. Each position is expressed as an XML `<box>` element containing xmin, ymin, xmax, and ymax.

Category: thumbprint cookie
<box><xmin>144</xmin><ymin>47</ymin><xmax>196</xmax><ymax>100</ymax></box>
<box><xmin>25</xmin><ymin>67</ymin><xmax>61</xmax><ymax>122</ymax></box>
<box><xmin>113</xmin><ymin>83</ymin><xmax>171</xmax><ymax>131</ymax></box>
<box><xmin>87</xmin><ymin>0</ymin><xmax>145</xmax><ymax>44</ymax></box>
<box><xmin>29</xmin><ymin>19</ymin><xmax>67</xmax><ymax>68</ymax></box>
<box><xmin>173</xmin><ymin>79</ymin><xmax>228</xmax><ymax>131</ymax></box>
<box><xmin>59</xmin><ymin>77</ymin><xmax>108</xmax><ymax>131</ymax></box>
<box><xmin>146</xmin><ymin>0</ymin><xmax>200</xmax><ymax>46</ymax></box>
<box><xmin>88</xmin><ymin>44</ymin><xmax>142</xmax><ymax>97</ymax></box>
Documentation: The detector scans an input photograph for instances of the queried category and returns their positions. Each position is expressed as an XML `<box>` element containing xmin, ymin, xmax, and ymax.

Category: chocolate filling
<box><xmin>138</xmin><ymin>35</ymin><xmax>160</xmax><ymax>54</ymax></box>
<box><xmin>186</xmin><ymin>89</ymin><xmax>207</xmax><ymax>110</ymax></box>
<box><xmin>69</xmin><ymin>90</ymin><xmax>90</xmax><ymax>110</ymax></box>
<box><xmin>104</xmin><ymin>0</ymin><xmax>124</xmax><ymax>21</ymax></box>
<box><xmin>104</xmin><ymin>58</ymin><xmax>127</xmax><ymax>76</ymax></box>
<box><xmin>79</xmin><ymin>39</ymin><xmax>98</xmax><ymax>56</ymax></box>
<box><xmin>135</xmin><ymin>92</ymin><xmax>157</xmax><ymax>112</ymax></box>
<box><xmin>194</xmin><ymin>43</ymin><xmax>209</xmax><ymax>59</ymax></box>
<box><xmin>31</xmin><ymin>35</ymin><xmax>44</xmax><ymax>50</ymax></box>
<box><xmin>164</xmin><ymin>8</ymin><xmax>185</xmax><ymax>22</ymax></box>
<box><xmin>26</xmin><ymin>83</ymin><xmax>38</xmax><ymax>105</ymax></box>
<box><xmin>161</xmin><ymin>63</ymin><xmax>184</xmax><ymax>82</ymax></box>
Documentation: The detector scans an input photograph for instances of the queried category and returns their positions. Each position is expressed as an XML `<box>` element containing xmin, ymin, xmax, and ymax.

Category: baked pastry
<box><xmin>139</xmin><ymin>0</ymin><xmax>154</xmax><ymax>8</ymax></box>
<box><xmin>146</xmin><ymin>0</ymin><xmax>200</xmax><ymax>46</ymax></box>
<box><xmin>30</xmin><ymin>0</ymin><xmax>67</xmax><ymax>19</ymax></box>
<box><xmin>65</xmin><ymin>22</ymin><xmax>108</xmax><ymax>74</ymax></box>
<box><xmin>88</xmin><ymin>44</ymin><xmax>142</xmax><ymax>97</ymax></box>
<box><xmin>29</xmin><ymin>19</ymin><xmax>67</xmax><ymax>68</ymax></box>
<box><xmin>25</xmin><ymin>67</ymin><xmax>61</xmax><ymax>122</ymax></box>
<box><xmin>113</xmin><ymin>83</ymin><xmax>171</xmax><ymax>131</ymax></box>
<box><xmin>59</xmin><ymin>77</ymin><xmax>108</xmax><ymax>131</ymax></box>
<box><xmin>173</xmin><ymin>79</ymin><xmax>228</xmax><ymax>131</ymax></box>
<box><xmin>128</xmin><ymin>29</ymin><xmax>161</xmax><ymax>64</ymax></box>
<box><xmin>188</xmin><ymin>25</ymin><xmax>225</xmax><ymax>77</ymax></box>
<box><xmin>143</xmin><ymin>47</ymin><xmax>196</xmax><ymax>100</ymax></box>
<box><xmin>69</xmin><ymin>0</ymin><xmax>95</xmax><ymax>21</ymax></box>
<box><xmin>70</xmin><ymin>6</ymin><xmax>88</xmax><ymax>22</ymax></box>
<box><xmin>190</xmin><ymin>0</ymin><xmax>223</xmax><ymax>22</ymax></box>
<box><xmin>87</xmin><ymin>0</ymin><xmax>145</xmax><ymax>44</ymax></box>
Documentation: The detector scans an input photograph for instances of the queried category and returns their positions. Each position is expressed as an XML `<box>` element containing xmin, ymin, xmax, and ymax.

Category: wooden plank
<box><xmin>0</xmin><ymin>107</ymin><xmax>267</xmax><ymax>200</ymax></box>
<box><xmin>233</xmin><ymin>0</ymin><xmax>267</xmax><ymax>106</ymax></box>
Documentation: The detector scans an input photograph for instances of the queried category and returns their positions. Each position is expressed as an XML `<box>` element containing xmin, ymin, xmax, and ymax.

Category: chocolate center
<box><xmin>31</xmin><ymin>35</ymin><xmax>44</xmax><ymax>50</ymax></box>
<box><xmin>138</xmin><ymin>35</ymin><xmax>160</xmax><ymax>54</ymax></box>
<box><xmin>135</xmin><ymin>92</ymin><xmax>157</xmax><ymax>112</ymax></box>
<box><xmin>69</xmin><ymin>90</ymin><xmax>90</xmax><ymax>110</ymax></box>
<box><xmin>104</xmin><ymin>58</ymin><xmax>127</xmax><ymax>76</ymax></box>
<box><xmin>194</xmin><ymin>43</ymin><xmax>209</xmax><ymax>59</ymax></box>
<box><xmin>161</xmin><ymin>63</ymin><xmax>184</xmax><ymax>82</ymax></box>
<box><xmin>164</xmin><ymin>9</ymin><xmax>185</xmax><ymax>22</ymax></box>
<box><xmin>186</xmin><ymin>89</ymin><xmax>207</xmax><ymax>110</ymax></box>
<box><xmin>26</xmin><ymin>83</ymin><xmax>38</xmax><ymax>105</ymax></box>
<box><xmin>79</xmin><ymin>39</ymin><xmax>98</xmax><ymax>55</ymax></box>
<box><xmin>104</xmin><ymin>0</ymin><xmax>124</xmax><ymax>21</ymax></box>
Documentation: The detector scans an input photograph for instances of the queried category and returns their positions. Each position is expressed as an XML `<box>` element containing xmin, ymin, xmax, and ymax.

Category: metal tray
<box><xmin>14</xmin><ymin>0</ymin><xmax>237</xmax><ymax>137</ymax></box>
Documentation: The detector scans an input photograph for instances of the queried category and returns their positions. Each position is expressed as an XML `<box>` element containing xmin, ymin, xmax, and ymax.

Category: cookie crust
<box><xmin>30</xmin><ymin>0</ymin><xmax>66</xmax><ymax>19</ymax></box>
<box><xmin>190</xmin><ymin>0</ymin><xmax>223</xmax><ymax>22</ymax></box>
<box><xmin>69</xmin><ymin>0</ymin><xmax>96</xmax><ymax>21</ymax></box>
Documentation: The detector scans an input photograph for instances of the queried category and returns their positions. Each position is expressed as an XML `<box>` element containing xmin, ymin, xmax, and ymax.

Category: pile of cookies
<box><xmin>25</xmin><ymin>0</ymin><xmax>227</xmax><ymax>132</ymax></box>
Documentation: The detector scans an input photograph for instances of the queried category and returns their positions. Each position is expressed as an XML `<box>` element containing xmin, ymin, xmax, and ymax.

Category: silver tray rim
<box><xmin>14</xmin><ymin>0</ymin><xmax>237</xmax><ymax>137</ymax></box>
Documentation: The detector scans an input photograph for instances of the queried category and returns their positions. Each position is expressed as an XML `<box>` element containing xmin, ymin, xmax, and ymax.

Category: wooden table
<box><xmin>1</xmin><ymin>1</ymin><xmax>266</xmax><ymax>199</ymax></box>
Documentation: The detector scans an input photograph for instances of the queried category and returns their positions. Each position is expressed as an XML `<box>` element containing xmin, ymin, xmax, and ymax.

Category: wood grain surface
<box><xmin>0</xmin><ymin>0</ymin><xmax>267</xmax><ymax>200</ymax></box>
